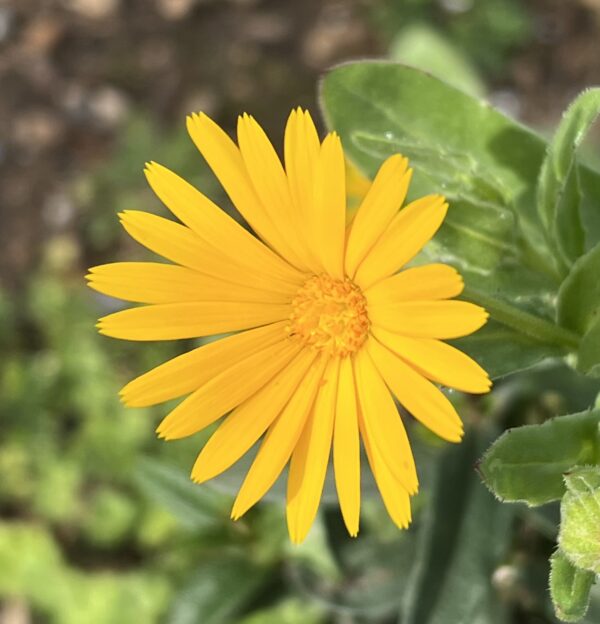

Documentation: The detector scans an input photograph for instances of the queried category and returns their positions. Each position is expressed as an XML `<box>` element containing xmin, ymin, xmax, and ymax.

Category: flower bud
<box><xmin>558</xmin><ymin>466</ymin><xmax>600</xmax><ymax>574</ymax></box>
<box><xmin>550</xmin><ymin>549</ymin><xmax>594</xmax><ymax>622</ymax></box>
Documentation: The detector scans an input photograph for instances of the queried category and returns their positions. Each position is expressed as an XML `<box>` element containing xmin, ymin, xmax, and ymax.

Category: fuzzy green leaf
<box><xmin>479</xmin><ymin>410</ymin><xmax>600</xmax><ymax>506</ymax></box>
<box><xmin>537</xmin><ymin>88</ymin><xmax>600</xmax><ymax>264</ymax></box>
<box><xmin>558</xmin><ymin>243</ymin><xmax>600</xmax><ymax>335</ymax></box>
<box><xmin>550</xmin><ymin>549</ymin><xmax>595</xmax><ymax>623</ymax></box>
<box><xmin>451</xmin><ymin>320</ymin><xmax>565</xmax><ymax>380</ymax></box>
<box><xmin>320</xmin><ymin>61</ymin><xmax>551</xmax><ymax>259</ymax></box>
<box><xmin>578</xmin><ymin>319</ymin><xmax>600</xmax><ymax>378</ymax></box>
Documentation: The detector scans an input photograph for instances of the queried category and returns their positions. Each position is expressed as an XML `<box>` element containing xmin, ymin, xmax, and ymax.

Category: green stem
<box><xmin>462</xmin><ymin>286</ymin><xmax>581</xmax><ymax>352</ymax></box>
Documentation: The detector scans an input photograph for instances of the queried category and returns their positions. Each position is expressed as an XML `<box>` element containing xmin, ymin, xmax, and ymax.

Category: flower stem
<box><xmin>462</xmin><ymin>286</ymin><xmax>581</xmax><ymax>352</ymax></box>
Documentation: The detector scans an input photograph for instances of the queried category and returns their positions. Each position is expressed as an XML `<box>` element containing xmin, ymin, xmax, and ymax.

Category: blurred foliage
<box><xmin>389</xmin><ymin>24</ymin><xmax>485</xmax><ymax>96</ymax></box>
<box><xmin>370</xmin><ymin>0</ymin><xmax>531</xmax><ymax>78</ymax></box>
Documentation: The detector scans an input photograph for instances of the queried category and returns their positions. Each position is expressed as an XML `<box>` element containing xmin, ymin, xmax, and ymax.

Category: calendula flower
<box><xmin>87</xmin><ymin>109</ymin><xmax>491</xmax><ymax>543</ymax></box>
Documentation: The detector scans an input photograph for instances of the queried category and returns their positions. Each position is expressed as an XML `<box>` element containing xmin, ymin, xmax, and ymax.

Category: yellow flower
<box><xmin>87</xmin><ymin>108</ymin><xmax>491</xmax><ymax>543</ymax></box>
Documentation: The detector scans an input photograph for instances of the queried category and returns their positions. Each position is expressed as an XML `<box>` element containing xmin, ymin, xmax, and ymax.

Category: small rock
<box><xmin>438</xmin><ymin>0</ymin><xmax>473</xmax><ymax>14</ymax></box>
<box><xmin>0</xmin><ymin>7</ymin><xmax>14</xmax><ymax>43</ymax></box>
<box><xmin>88</xmin><ymin>86</ymin><xmax>130</xmax><ymax>128</ymax></box>
<box><xmin>492</xmin><ymin>564</ymin><xmax>520</xmax><ymax>593</ymax></box>
<box><xmin>489</xmin><ymin>89</ymin><xmax>522</xmax><ymax>119</ymax></box>
<box><xmin>580</xmin><ymin>0</ymin><xmax>600</xmax><ymax>11</ymax></box>
<box><xmin>182</xmin><ymin>88</ymin><xmax>220</xmax><ymax>118</ymax></box>
<box><xmin>64</xmin><ymin>0</ymin><xmax>120</xmax><ymax>20</ymax></box>
<box><xmin>156</xmin><ymin>0</ymin><xmax>197</xmax><ymax>20</ymax></box>
<box><xmin>302</xmin><ymin>3</ymin><xmax>367</xmax><ymax>69</ymax></box>
<box><xmin>43</xmin><ymin>190</ymin><xmax>76</xmax><ymax>230</ymax></box>
<box><xmin>21</xmin><ymin>16</ymin><xmax>64</xmax><ymax>55</ymax></box>
<box><xmin>140</xmin><ymin>39</ymin><xmax>175</xmax><ymax>71</ymax></box>
<box><xmin>13</xmin><ymin>110</ymin><xmax>64</xmax><ymax>152</ymax></box>
<box><xmin>60</xmin><ymin>83</ymin><xmax>87</xmax><ymax>120</ymax></box>
<box><xmin>0</xmin><ymin>599</ymin><xmax>31</xmax><ymax>624</ymax></box>
<box><xmin>243</xmin><ymin>12</ymin><xmax>291</xmax><ymax>44</ymax></box>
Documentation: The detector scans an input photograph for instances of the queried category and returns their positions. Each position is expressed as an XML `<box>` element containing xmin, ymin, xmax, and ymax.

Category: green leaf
<box><xmin>558</xmin><ymin>242</ymin><xmax>600</xmax><ymax>335</ymax></box>
<box><xmin>550</xmin><ymin>549</ymin><xmax>595</xmax><ymax>623</ymax></box>
<box><xmin>320</xmin><ymin>61</ymin><xmax>585</xmax><ymax>376</ymax></box>
<box><xmin>451</xmin><ymin>320</ymin><xmax>565</xmax><ymax>380</ymax></box>
<box><xmin>135</xmin><ymin>458</ymin><xmax>228</xmax><ymax>530</ymax></box>
<box><xmin>478</xmin><ymin>410</ymin><xmax>600</xmax><ymax>506</ymax></box>
<box><xmin>580</xmin><ymin>166</ymin><xmax>600</xmax><ymax>249</ymax></box>
<box><xmin>401</xmin><ymin>426</ymin><xmax>512</xmax><ymax>624</ymax></box>
<box><xmin>537</xmin><ymin>89</ymin><xmax>600</xmax><ymax>264</ymax></box>
<box><xmin>320</xmin><ymin>61</ymin><xmax>549</xmax><ymax>256</ymax></box>
<box><xmin>559</xmin><ymin>466</ymin><xmax>600</xmax><ymax>575</ymax></box>
<box><xmin>349</xmin><ymin>130</ymin><xmax>523</xmax><ymax>277</ymax></box>
<box><xmin>168</xmin><ymin>556</ymin><xmax>269</xmax><ymax>624</ymax></box>
<box><xmin>237</xmin><ymin>599</ymin><xmax>325</xmax><ymax>624</ymax></box>
<box><xmin>579</xmin><ymin>319</ymin><xmax>600</xmax><ymax>378</ymax></box>
<box><xmin>389</xmin><ymin>25</ymin><xmax>485</xmax><ymax>97</ymax></box>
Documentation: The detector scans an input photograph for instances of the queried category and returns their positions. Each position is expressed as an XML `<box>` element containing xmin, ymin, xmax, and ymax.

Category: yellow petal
<box><xmin>284</xmin><ymin>108</ymin><xmax>320</xmax><ymax>256</ymax></box>
<box><xmin>286</xmin><ymin>358</ymin><xmax>339</xmax><ymax>544</ymax></box>
<box><xmin>87</xmin><ymin>262</ymin><xmax>293</xmax><ymax>305</ymax></box>
<box><xmin>354</xmin><ymin>195</ymin><xmax>447</xmax><ymax>288</ymax></box>
<box><xmin>187</xmin><ymin>112</ymin><xmax>303</xmax><ymax>269</ymax></box>
<box><xmin>368</xmin><ymin>300</ymin><xmax>488</xmax><ymax>339</ymax></box>
<box><xmin>191</xmin><ymin>348</ymin><xmax>317</xmax><ymax>483</ymax></box>
<box><xmin>237</xmin><ymin>114</ymin><xmax>313</xmax><ymax>271</ymax></box>
<box><xmin>358</xmin><ymin>410</ymin><xmax>412</xmax><ymax>530</ymax></box>
<box><xmin>365</xmin><ymin>264</ymin><xmax>463</xmax><ymax>305</ymax></box>
<box><xmin>345</xmin><ymin>155</ymin><xmax>411</xmax><ymax>277</ymax></box>
<box><xmin>353</xmin><ymin>347</ymin><xmax>418</xmax><ymax>494</ymax></box>
<box><xmin>144</xmin><ymin>162</ymin><xmax>304</xmax><ymax>285</ymax></box>
<box><xmin>231</xmin><ymin>355</ymin><xmax>328</xmax><ymax>520</ymax></box>
<box><xmin>119</xmin><ymin>210</ymin><xmax>299</xmax><ymax>295</ymax></box>
<box><xmin>120</xmin><ymin>210</ymin><xmax>220</xmax><ymax>273</ymax></box>
<box><xmin>309</xmin><ymin>132</ymin><xmax>346</xmax><ymax>278</ymax></box>
<box><xmin>367</xmin><ymin>336</ymin><xmax>464</xmax><ymax>442</ymax></box>
<box><xmin>120</xmin><ymin>321</ymin><xmax>288</xmax><ymax>407</ymax></box>
<box><xmin>97</xmin><ymin>300</ymin><xmax>291</xmax><ymax>341</ymax></box>
<box><xmin>157</xmin><ymin>338</ymin><xmax>301</xmax><ymax>440</ymax></box>
<box><xmin>333</xmin><ymin>357</ymin><xmax>360</xmax><ymax>537</ymax></box>
<box><xmin>372</xmin><ymin>327</ymin><xmax>491</xmax><ymax>395</ymax></box>
<box><xmin>345</xmin><ymin>157</ymin><xmax>371</xmax><ymax>220</ymax></box>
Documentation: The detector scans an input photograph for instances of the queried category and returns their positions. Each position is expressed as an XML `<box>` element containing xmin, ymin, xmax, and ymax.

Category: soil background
<box><xmin>1</xmin><ymin>0</ymin><xmax>600</xmax><ymax>282</ymax></box>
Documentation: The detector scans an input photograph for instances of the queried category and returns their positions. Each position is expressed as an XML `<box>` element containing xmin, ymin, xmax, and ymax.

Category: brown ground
<box><xmin>1</xmin><ymin>0</ymin><xmax>599</xmax><ymax>287</ymax></box>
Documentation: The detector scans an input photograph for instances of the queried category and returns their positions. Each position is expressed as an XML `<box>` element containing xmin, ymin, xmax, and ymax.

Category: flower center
<box><xmin>287</xmin><ymin>274</ymin><xmax>369</xmax><ymax>357</ymax></box>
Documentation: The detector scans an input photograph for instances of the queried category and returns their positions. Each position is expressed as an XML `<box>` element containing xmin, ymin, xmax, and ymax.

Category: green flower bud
<box><xmin>559</xmin><ymin>466</ymin><xmax>600</xmax><ymax>574</ymax></box>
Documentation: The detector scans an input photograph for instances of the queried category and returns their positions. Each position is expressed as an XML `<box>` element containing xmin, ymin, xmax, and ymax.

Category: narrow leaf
<box><xmin>168</xmin><ymin>556</ymin><xmax>269</xmax><ymax>624</ymax></box>
<box><xmin>401</xmin><ymin>427</ymin><xmax>512</xmax><ymax>624</ymax></box>
<box><xmin>136</xmin><ymin>458</ymin><xmax>227</xmax><ymax>529</ymax></box>
<box><xmin>537</xmin><ymin>88</ymin><xmax>600</xmax><ymax>263</ymax></box>
<box><xmin>557</xmin><ymin>242</ymin><xmax>600</xmax><ymax>334</ymax></box>
<box><xmin>578</xmin><ymin>319</ymin><xmax>600</xmax><ymax>378</ymax></box>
